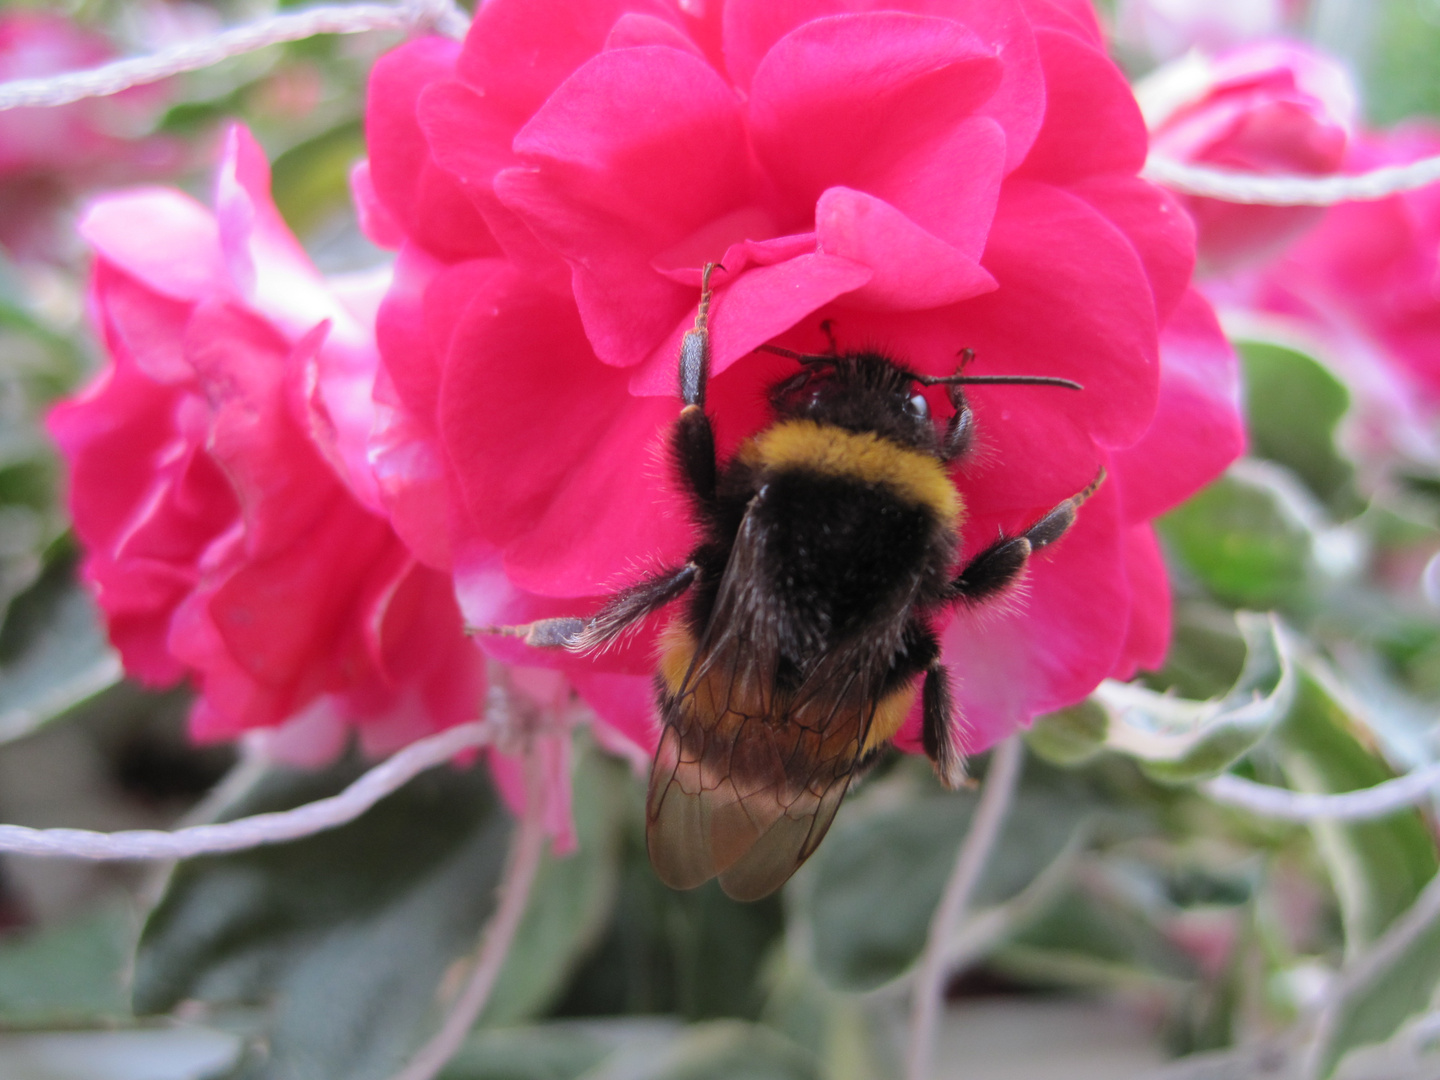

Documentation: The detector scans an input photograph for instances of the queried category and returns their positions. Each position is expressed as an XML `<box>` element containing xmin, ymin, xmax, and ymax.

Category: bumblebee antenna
<box><xmin>916</xmin><ymin>373</ymin><xmax>1084</xmax><ymax>390</ymax></box>
<box><xmin>915</xmin><ymin>345</ymin><xmax>1083</xmax><ymax>391</ymax></box>
<box><xmin>756</xmin><ymin>344</ymin><xmax>834</xmax><ymax>365</ymax></box>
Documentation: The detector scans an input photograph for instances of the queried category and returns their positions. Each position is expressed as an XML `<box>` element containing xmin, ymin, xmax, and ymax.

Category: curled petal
<box><xmin>1111</xmin><ymin>291</ymin><xmax>1244</xmax><ymax>523</ymax></box>
<box><xmin>815</xmin><ymin>186</ymin><xmax>996</xmax><ymax>310</ymax></box>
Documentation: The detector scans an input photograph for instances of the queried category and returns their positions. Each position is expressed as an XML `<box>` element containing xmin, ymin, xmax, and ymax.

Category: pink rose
<box><xmin>1145</xmin><ymin>41</ymin><xmax>1356</xmax><ymax>272</ymax></box>
<box><xmin>1213</xmin><ymin>124</ymin><xmax>1440</xmax><ymax>466</ymax></box>
<box><xmin>48</xmin><ymin>126</ymin><xmax>484</xmax><ymax>764</ymax></box>
<box><xmin>0</xmin><ymin>11</ymin><xmax>178</xmax><ymax>259</ymax></box>
<box><xmin>362</xmin><ymin>0</ymin><xmax>1244</xmax><ymax>754</ymax></box>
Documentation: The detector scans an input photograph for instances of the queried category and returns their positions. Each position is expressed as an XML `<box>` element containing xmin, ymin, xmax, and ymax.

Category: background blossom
<box><xmin>1208</xmin><ymin>123</ymin><xmax>1440</xmax><ymax>468</ymax></box>
<box><xmin>0</xmin><ymin>9</ymin><xmax>177</xmax><ymax>260</ymax></box>
<box><xmin>1142</xmin><ymin>41</ymin><xmax>1356</xmax><ymax>272</ymax></box>
<box><xmin>48</xmin><ymin>126</ymin><xmax>483</xmax><ymax>762</ymax></box>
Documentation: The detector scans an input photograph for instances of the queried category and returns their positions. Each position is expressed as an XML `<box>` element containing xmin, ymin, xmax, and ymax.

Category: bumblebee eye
<box><xmin>906</xmin><ymin>392</ymin><xmax>930</xmax><ymax>419</ymax></box>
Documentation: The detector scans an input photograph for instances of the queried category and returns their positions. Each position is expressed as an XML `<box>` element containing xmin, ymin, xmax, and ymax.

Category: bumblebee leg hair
<box><xmin>477</xmin><ymin>563</ymin><xmax>698</xmax><ymax>651</ymax></box>
<box><xmin>921</xmin><ymin>358</ymin><xmax>974</xmax><ymax>463</ymax></box>
<box><xmin>940</xmin><ymin>387</ymin><xmax>974</xmax><ymax>463</ymax></box>
<box><xmin>922</xmin><ymin>660</ymin><xmax>966</xmax><ymax>789</ymax></box>
<box><xmin>950</xmin><ymin>468</ymin><xmax>1106</xmax><ymax>603</ymax></box>
<box><xmin>674</xmin><ymin>404</ymin><xmax>717</xmax><ymax>507</ymax></box>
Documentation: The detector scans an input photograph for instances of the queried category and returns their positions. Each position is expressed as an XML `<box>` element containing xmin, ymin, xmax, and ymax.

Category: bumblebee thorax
<box><xmin>739</xmin><ymin>419</ymin><xmax>962</xmax><ymax>529</ymax></box>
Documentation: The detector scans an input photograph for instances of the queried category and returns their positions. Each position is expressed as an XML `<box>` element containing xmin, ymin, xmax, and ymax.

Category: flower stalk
<box><xmin>905</xmin><ymin>735</ymin><xmax>1026</xmax><ymax>1080</ymax></box>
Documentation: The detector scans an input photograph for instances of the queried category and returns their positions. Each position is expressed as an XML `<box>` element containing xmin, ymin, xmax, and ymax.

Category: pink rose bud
<box><xmin>1217</xmin><ymin>124</ymin><xmax>1440</xmax><ymax>467</ymax></box>
<box><xmin>1144</xmin><ymin>41</ymin><xmax>1357</xmax><ymax>273</ymax></box>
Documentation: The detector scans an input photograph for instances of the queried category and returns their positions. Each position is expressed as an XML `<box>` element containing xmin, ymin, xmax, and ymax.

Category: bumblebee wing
<box><xmin>645</xmin><ymin>510</ymin><xmax>884</xmax><ymax>901</ymax></box>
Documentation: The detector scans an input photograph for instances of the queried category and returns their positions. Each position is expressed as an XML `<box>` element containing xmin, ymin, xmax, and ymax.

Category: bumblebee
<box><xmin>508</xmin><ymin>268</ymin><xmax>1099</xmax><ymax>901</ymax></box>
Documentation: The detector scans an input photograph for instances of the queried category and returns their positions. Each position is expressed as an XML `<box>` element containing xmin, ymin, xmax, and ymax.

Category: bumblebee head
<box><xmin>768</xmin><ymin>351</ymin><xmax>943</xmax><ymax>456</ymax></box>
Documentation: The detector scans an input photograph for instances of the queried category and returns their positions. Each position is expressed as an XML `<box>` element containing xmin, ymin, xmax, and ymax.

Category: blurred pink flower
<box><xmin>1144</xmin><ymin>41</ymin><xmax>1356</xmax><ymax>272</ymax></box>
<box><xmin>0</xmin><ymin>10</ymin><xmax>178</xmax><ymax>259</ymax></box>
<box><xmin>360</xmin><ymin>0</ymin><xmax>1244</xmax><ymax>755</ymax></box>
<box><xmin>48</xmin><ymin>126</ymin><xmax>485</xmax><ymax>765</ymax></box>
<box><xmin>1211</xmin><ymin>124</ymin><xmax>1440</xmax><ymax>466</ymax></box>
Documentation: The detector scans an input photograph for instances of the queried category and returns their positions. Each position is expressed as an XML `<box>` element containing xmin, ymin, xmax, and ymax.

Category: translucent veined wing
<box><xmin>645</xmin><ymin>506</ymin><xmax>897</xmax><ymax>901</ymax></box>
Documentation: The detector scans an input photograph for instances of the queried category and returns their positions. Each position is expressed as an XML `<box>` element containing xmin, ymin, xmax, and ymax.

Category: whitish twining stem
<box><xmin>905</xmin><ymin>735</ymin><xmax>1025</xmax><ymax>1080</ymax></box>
<box><xmin>1204</xmin><ymin>763</ymin><xmax>1440</xmax><ymax>822</ymax></box>
<box><xmin>387</xmin><ymin>731</ymin><xmax>550</xmax><ymax>1080</ymax></box>
<box><xmin>1144</xmin><ymin>153</ymin><xmax>1440</xmax><ymax>205</ymax></box>
<box><xmin>0</xmin><ymin>720</ymin><xmax>497</xmax><ymax>860</ymax></box>
<box><xmin>0</xmin><ymin>0</ymin><xmax>469</xmax><ymax>112</ymax></box>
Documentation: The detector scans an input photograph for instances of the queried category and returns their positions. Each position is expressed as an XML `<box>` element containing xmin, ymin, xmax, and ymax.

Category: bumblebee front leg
<box><xmin>939</xmin><ymin>386</ymin><xmax>974</xmax><ymax>463</ymax></box>
<box><xmin>675</xmin><ymin>264</ymin><xmax>722</xmax><ymax>506</ymax></box>
<box><xmin>481</xmin><ymin>562</ymin><xmax>699</xmax><ymax>651</ymax></box>
<box><xmin>950</xmin><ymin>469</ymin><xmax>1105</xmax><ymax>603</ymax></box>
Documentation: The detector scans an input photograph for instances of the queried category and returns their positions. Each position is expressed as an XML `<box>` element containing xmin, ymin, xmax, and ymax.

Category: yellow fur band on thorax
<box><xmin>742</xmin><ymin>420</ymin><xmax>962</xmax><ymax>527</ymax></box>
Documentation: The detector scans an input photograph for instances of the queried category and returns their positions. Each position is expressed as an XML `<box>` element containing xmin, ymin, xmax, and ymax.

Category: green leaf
<box><xmin>483</xmin><ymin>752</ymin><xmax>627</xmax><ymax>1025</ymax></box>
<box><xmin>1160</xmin><ymin>469</ymin><xmax>1328</xmax><ymax>611</ymax></box>
<box><xmin>994</xmin><ymin>881</ymin><xmax>1197</xmax><ymax>991</ymax></box>
<box><xmin>550</xmin><ymin>771</ymin><xmax>784</xmax><ymax>1022</ymax></box>
<box><xmin>1148</xmin><ymin>600</ymin><xmax>1251</xmax><ymax>701</ymax></box>
<box><xmin>1237</xmin><ymin>341</ymin><xmax>1358</xmax><ymax>516</ymax></box>
<box><xmin>1272</xmin><ymin>669</ymin><xmax>1440</xmax><ymax>1076</ymax></box>
<box><xmin>607</xmin><ymin>1021</ymin><xmax>817</xmax><ymax>1080</ymax></box>
<box><xmin>438</xmin><ymin>1024</ymin><xmax>618</xmax><ymax>1080</ymax></box>
<box><xmin>134</xmin><ymin>754</ymin><xmax>513</xmax><ymax>1080</ymax></box>
<box><xmin>0</xmin><ymin>576</ymin><xmax>121</xmax><ymax>747</ymax></box>
<box><xmin>268</xmin><ymin>122</ymin><xmax>365</xmax><ymax>239</ymax></box>
<box><xmin>761</xmin><ymin>955</ymin><xmax>895</xmax><ymax>1080</ymax></box>
<box><xmin>790</xmin><ymin>759</ymin><xmax>1088</xmax><ymax>992</ymax></box>
<box><xmin>1029</xmin><ymin>613</ymin><xmax>1294</xmax><ymax>782</ymax></box>
<box><xmin>441</xmin><ymin>1020</ymin><xmax>817</xmax><ymax>1080</ymax></box>
<box><xmin>440</xmin><ymin>1025</ymin><xmax>823</xmax><ymax>1080</ymax></box>
<box><xmin>0</xmin><ymin>905</ymin><xmax>133</xmax><ymax>1028</ymax></box>
<box><xmin>1025</xmin><ymin>699</ymin><xmax>1109</xmax><ymax>767</ymax></box>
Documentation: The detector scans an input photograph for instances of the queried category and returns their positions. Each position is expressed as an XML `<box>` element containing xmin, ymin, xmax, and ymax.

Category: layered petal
<box><xmin>498</xmin><ymin>44</ymin><xmax>752</xmax><ymax>367</ymax></box>
<box><xmin>51</xmin><ymin>127</ymin><xmax>487</xmax><ymax>767</ymax></box>
<box><xmin>437</xmin><ymin>270</ymin><xmax>690</xmax><ymax>594</ymax></box>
